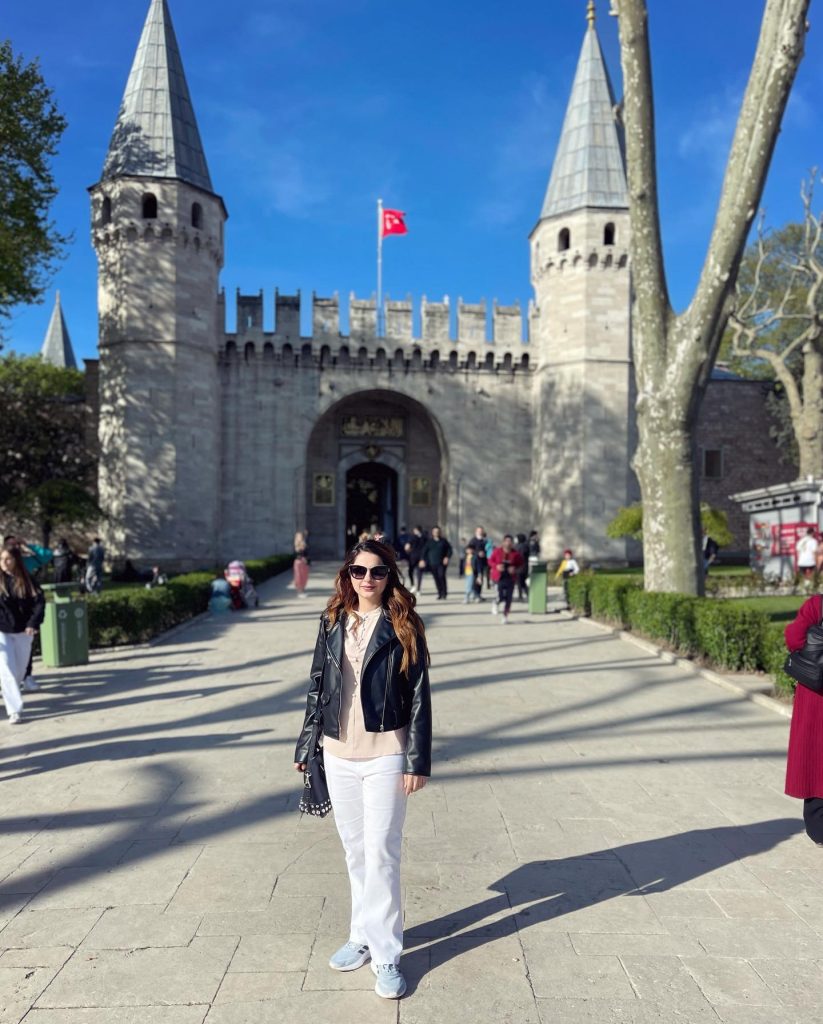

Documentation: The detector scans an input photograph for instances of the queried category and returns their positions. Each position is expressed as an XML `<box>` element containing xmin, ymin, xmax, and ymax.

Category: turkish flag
<box><xmin>382</xmin><ymin>209</ymin><xmax>408</xmax><ymax>237</ymax></box>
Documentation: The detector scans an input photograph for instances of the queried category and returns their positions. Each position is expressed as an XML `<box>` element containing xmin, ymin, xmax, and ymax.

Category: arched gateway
<box><xmin>305</xmin><ymin>391</ymin><xmax>449</xmax><ymax>558</ymax></box>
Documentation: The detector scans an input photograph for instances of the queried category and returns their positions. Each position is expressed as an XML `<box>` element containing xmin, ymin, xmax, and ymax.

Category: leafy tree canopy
<box><xmin>0</xmin><ymin>354</ymin><xmax>98</xmax><ymax>545</ymax></box>
<box><xmin>607</xmin><ymin>503</ymin><xmax>734</xmax><ymax>548</ymax></box>
<box><xmin>0</xmin><ymin>39</ymin><xmax>68</xmax><ymax>331</ymax></box>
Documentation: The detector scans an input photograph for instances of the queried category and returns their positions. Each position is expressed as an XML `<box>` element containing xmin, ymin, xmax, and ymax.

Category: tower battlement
<box><xmin>223</xmin><ymin>288</ymin><xmax>530</xmax><ymax>373</ymax></box>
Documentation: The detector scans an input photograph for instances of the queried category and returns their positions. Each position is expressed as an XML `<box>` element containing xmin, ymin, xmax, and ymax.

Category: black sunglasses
<box><xmin>349</xmin><ymin>564</ymin><xmax>390</xmax><ymax>581</ymax></box>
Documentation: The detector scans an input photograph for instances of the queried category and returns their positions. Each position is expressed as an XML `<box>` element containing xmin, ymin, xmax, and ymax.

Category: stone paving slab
<box><xmin>0</xmin><ymin>564</ymin><xmax>815</xmax><ymax>1021</ymax></box>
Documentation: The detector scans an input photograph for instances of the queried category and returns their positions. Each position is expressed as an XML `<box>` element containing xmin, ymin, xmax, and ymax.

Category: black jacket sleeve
<box><xmin>404</xmin><ymin>636</ymin><xmax>432</xmax><ymax>777</ymax></box>
<box><xmin>294</xmin><ymin>615</ymin><xmax>327</xmax><ymax>764</ymax></box>
<box><xmin>27</xmin><ymin>587</ymin><xmax>45</xmax><ymax>630</ymax></box>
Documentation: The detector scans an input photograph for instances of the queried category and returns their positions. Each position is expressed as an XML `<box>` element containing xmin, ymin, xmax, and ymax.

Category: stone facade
<box><xmin>698</xmin><ymin>378</ymin><xmax>789</xmax><ymax>548</ymax></box>
<box><xmin>86</xmin><ymin>0</ymin><xmax>788</xmax><ymax>568</ymax></box>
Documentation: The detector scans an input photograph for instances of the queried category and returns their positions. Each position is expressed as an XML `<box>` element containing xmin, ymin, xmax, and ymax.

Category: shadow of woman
<box><xmin>403</xmin><ymin>819</ymin><xmax>801</xmax><ymax>978</ymax></box>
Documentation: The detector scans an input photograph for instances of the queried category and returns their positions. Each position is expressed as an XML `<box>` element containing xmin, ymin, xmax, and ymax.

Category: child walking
<box><xmin>0</xmin><ymin>545</ymin><xmax>45</xmax><ymax>724</ymax></box>
<box><xmin>461</xmin><ymin>544</ymin><xmax>479</xmax><ymax>603</ymax></box>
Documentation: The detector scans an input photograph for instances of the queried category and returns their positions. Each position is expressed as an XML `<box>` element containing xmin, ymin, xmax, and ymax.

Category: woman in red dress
<box><xmin>784</xmin><ymin>593</ymin><xmax>823</xmax><ymax>844</ymax></box>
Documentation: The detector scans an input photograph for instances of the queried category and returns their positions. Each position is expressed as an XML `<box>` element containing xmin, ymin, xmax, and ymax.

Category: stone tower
<box><xmin>530</xmin><ymin>3</ymin><xmax>636</xmax><ymax>561</ymax></box>
<box><xmin>90</xmin><ymin>0</ymin><xmax>226</xmax><ymax>568</ymax></box>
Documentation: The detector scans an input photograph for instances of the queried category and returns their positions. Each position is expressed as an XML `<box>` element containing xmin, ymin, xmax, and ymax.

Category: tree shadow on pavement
<box><xmin>403</xmin><ymin>819</ymin><xmax>800</xmax><ymax>982</ymax></box>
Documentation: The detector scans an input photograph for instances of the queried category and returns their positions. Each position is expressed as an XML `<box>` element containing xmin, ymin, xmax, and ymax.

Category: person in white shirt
<box><xmin>796</xmin><ymin>527</ymin><xmax>818</xmax><ymax>581</ymax></box>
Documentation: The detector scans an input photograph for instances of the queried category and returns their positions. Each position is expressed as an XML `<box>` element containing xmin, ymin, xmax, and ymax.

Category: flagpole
<box><xmin>377</xmin><ymin>197</ymin><xmax>383</xmax><ymax>337</ymax></box>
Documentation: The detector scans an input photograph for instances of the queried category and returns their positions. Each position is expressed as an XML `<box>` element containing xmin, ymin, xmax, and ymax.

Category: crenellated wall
<box><xmin>224</xmin><ymin>289</ymin><xmax>531</xmax><ymax>374</ymax></box>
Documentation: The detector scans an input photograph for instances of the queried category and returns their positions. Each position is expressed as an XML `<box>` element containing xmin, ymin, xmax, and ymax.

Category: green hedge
<box><xmin>87</xmin><ymin>555</ymin><xmax>292</xmax><ymax>648</ymax></box>
<box><xmin>761</xmin><ymin>622</ymin><xmax>795</xmax><ymax>698</ymax></box>
<box><xmin>572</xmin><ymin>572</ymin><xmax>792</xmax><ymax>682</ymax></box>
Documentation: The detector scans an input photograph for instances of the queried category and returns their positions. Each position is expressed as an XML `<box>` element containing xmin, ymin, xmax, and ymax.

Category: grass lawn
<box><xmin>727</xmin><ymin>594</ymin><xmax>807</xmax><ymax>624</ymax></box>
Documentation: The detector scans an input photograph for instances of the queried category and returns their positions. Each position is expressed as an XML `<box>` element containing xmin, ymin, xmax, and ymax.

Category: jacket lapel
<box><xmin>363</xmin><ymin>609</ymin><xmax>396</xmax><ymax>668</ymax></box>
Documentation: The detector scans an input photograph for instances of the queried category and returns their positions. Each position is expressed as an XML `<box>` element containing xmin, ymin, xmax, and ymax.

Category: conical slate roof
<box><xmin>541</xmin><ymin>22</ymin><xmax>628</xmax><ymax>219</ymax></box>
<box><xmin>101</xmin><ymin>0</ymin><xmax>213</xmax><ymax>192</ymax></box>
<box><xmin>41</xmin><ymin>292</ymin><xmax>77</xmax><ymax>370</ymax></box>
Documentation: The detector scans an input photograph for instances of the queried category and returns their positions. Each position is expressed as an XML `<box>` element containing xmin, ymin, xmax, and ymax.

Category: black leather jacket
<box><xmin>294</xmin><ymin>610</ymin><xmax>432</xmax><ymax>776</ymax></box>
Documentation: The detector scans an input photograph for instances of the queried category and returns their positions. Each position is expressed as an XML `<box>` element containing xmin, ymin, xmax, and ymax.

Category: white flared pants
<box><xmin>0</xmin><ymin>632</ymin><xmax>33</xmax><ymax>718</ymax></box>
<box><xmin>324</xmin><ymin>751</ymin><xmax>408</xmax><ymax>965</ymax></box>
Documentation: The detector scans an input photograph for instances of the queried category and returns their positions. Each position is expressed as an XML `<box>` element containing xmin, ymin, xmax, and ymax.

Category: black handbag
<box><xmin>298</xmin><ymin>715</ymin><xmax>332</xmax><ymax>818</ymax></box>
<box><xmin>783</xmin><ymin>612</ymin><xmax>823</xmax><ymax>694</ymax></box>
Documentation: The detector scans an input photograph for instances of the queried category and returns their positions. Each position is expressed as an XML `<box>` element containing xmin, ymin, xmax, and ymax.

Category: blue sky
<box><xmin>6</xmin><ymin>0</ymin><xmax>823</xmax><ymax>362</ymax></box>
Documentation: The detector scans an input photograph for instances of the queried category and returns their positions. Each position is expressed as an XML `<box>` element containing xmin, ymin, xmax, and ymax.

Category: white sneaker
<box><xmin>22</xmin><ymin>676</ymin><xmax>38</xmax><ymax>692</ymax></box>
<box><xmin>8</xmin><ymin>713</ymin><xmax>22</xmax><ymax>725</ymax></box>
<box><xmin>502</xmin><ymin>615</ymin><xmax>509</xmax><ymax>625</ymax></box>
<box><xmin>371</xmin><ymin>962</ymin><xmax>407</xmax><ymax>999</ymax></box>
<box><xmin>492</xmin><ymin>601</ymin><xmax>498</xmax><ymax>615</ymax></box>
<box><xmin>329</xmin><ymin>941</ymin><xmax>371</xmax><ymax>972</ymax></box>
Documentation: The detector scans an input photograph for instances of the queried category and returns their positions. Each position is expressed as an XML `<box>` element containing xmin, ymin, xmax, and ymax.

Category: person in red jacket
<box><xmin>784</xmin><ymin>593</ymin><xmax>823</xmax><ymax>844</ymax></box>
<box><xmin>488</xmin><ymin>535</ymin><xmax>525</xmax><ymax>624</ymax></box>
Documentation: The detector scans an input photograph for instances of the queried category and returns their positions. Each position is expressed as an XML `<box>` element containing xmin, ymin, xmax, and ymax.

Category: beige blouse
<box><xmin>323</xmin><ymin>608</ymin><xmax>408</xmax><ymax>760</ymax></box>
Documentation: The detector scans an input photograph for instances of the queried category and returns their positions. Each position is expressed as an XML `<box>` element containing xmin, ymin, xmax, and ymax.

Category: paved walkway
<box><xmin>0</xmin><ymin>566</ymin><xmax>816</xmax><ymax>1023</ymax></box>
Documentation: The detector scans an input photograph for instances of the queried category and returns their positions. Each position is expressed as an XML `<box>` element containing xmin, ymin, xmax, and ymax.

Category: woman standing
<box><xmin>294</xmin><ymin>539</ymin><xmax>432</xmax><ymax>999</ymax></box>
<box><xmin>293</xmin><ymin>531</ymin><xmax>310</xmax><ymax>599</ymax></box>
<box><xmin>0</xmin><ymin>545</ymin><xmax>45</xmax><ymax>724</ymax></box>
<box><xmin>785</xmin><ymin>593</ymin><xmax>823</xmax><ymax>843</ymax></box>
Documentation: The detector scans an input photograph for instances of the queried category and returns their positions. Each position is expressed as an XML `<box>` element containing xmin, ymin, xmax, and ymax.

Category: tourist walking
<box><xmin>555</xmin><ymin>548</ymin><xmax>580</xmax><ymax>609</ymax></box>
<box><xmin>406</xmin><ymin>525</ymin><xmax>427</xmax><ymax>594</ymax></box>
<box><xmin>52</xmin><ymin>538</ymin><xmax>75</xmax><ymax>584</ymax></box>
<box><xmin>784</xmin><ymin>592</ymin><xmax>823</xmax><ymax>844</ymax></box>
<box><xmin>461</xmin><ymin>543</ymin><xmax>480</xmax><ymax>603</ymax></box>
<box><xmin>294</xmin><ymin>539</ymin><xmax>432</xmax><ymax>1000</ymax></box>
<box><xmin>467</xmin><ymin>527</ymin><xmax>488</xmax><ymax>601</ymax></box>
<box><xmin>515</xmin><ymin>533</ymin><xmax>530</xmax><ymax>601</ymax></box>
<box><xmin>0</xmin><ymin>545</ymin><xmax>45</xmax><ymax>725</ymax></box>
<box><xmin>85</xmin><ymin>537</ymin><xmax>105</xmax><ymax>593</ymax></box>
<box><xmin>293</xmin><ymin>531</ymin><xmax>310</xmax><ymax>598</ymax></box>
<box><xmin>796</xmin><ymin>527</ymin><xmax>818</xmax><ymax>582</ymax></box>
<box><xmin>489</xmin><ymin>535</ymin><xmax>525</xmax><ymax>624</ymax></box>
<box><xmin>421</xmin><ymin>526</ymin><xmax>452</xmax><ymax>600</ymax></box>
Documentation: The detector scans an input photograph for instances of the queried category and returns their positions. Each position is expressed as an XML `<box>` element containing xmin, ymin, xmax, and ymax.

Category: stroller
<box><xmin>224</xmin><ymin>560</ymin><xmax>259</xmax><ymax>610</ymax></box>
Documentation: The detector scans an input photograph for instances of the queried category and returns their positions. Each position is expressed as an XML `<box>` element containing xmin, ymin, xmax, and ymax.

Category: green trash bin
<box><xmin>528</xmin><ymin>561</ymin><xmax>548</xmax><ymax>615</ymax></box>
<box><xmin>40</xmin><ymin>584</ymin><xmax>89</xmax><ymax>667</ymax></box>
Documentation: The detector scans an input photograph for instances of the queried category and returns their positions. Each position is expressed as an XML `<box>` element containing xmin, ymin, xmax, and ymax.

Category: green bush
<box><xmin>624</xmin><ymin>589</ymin><xmax>699</xmax><ymax>654</ymax></box>
<box><xmin>693</xmin><ymin>602</ymin><xmax>768</xmax><ymax>671</ymax></box>
<box><xmin>760</xmin><ymin>622</ymin><xmax>795</xmax><ymax>698</ymax></box>
<box><xmin>588</xmin><ymin>575</ymin><xmax>640</xmax><ymax>626</ymax></box>
<box><xmin>87</xmin><ymin>556</ymin><xmax>292</xmax><ymax>648</ymax></box>
<box><xmin>574</xmin><ymin>571</ymin><xmax>792</xmax><ymax>686</ymax></box>
<box><xmin>566</xmin><ymin>572</ymin><xmax>593</xmax><ymax>614</ymax></box>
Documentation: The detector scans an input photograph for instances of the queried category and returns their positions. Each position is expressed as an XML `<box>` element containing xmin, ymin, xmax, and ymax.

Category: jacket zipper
<box><xmin>324</xmin><ymin>635</ymin><xmax>343</xmax><ymax>734</ymax></box>
<box><xmin>379</xmin><ymin>645</ymin><xmax>394</xmax><ymax>732</ymax></box>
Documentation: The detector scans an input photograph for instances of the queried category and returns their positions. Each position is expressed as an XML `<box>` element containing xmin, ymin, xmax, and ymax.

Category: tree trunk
<box><xmin>634</xmin><ymin>400</ymin><xmax>703</xmax><ymax>595</ymax></box>
<box><xmin>616</xmin><ymin>0</ymin><xmax>810</xmax><ymax>595</ymax></box>
<box><xmin>797</xmin><ymin>342</ymin><xmax>823</xmax><ymax>478</ymax></box>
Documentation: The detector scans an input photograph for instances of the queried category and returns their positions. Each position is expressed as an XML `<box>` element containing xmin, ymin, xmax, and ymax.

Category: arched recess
<box><xmin>304</xmin><ymin>388</ymin><xmax>449</xmax><ymax>557</ymax></box>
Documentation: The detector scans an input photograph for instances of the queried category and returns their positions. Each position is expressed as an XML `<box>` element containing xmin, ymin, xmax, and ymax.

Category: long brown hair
<box><xmin>0</xmin><ymin>545</ymin><xmax>37</xmax><ymax>599</ymax></box>
<box><xmin>326</xmin><ymin>539</ymin><xmax>429</xmax><ymax>675</ymax></box>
